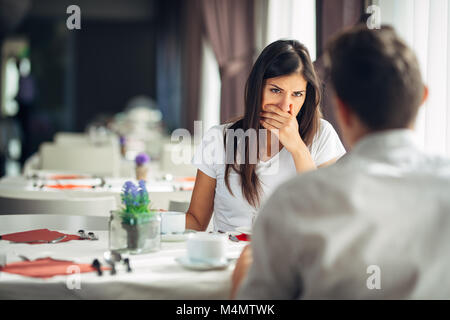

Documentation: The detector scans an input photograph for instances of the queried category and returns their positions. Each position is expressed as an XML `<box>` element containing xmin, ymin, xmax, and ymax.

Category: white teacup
<box><xmin>160</xmin><ymin>211</ymin><xmax>186</xmax><ymax>234</ymax></box>
<box><xmin>186</xmin><ymin>233</ymin><xmax>227</xmax><ymax>264</ymax></box>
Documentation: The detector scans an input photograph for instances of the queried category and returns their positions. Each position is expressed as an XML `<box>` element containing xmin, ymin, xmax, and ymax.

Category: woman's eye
<box><xmin>270</xmin><ymin>88</ymin><xmax>281</xmax><ymax>94</ymax></box>
<box><xmin>293</xmin><ymin>92</ymin><xmax>303</xmax><ymax>97</ymax></box>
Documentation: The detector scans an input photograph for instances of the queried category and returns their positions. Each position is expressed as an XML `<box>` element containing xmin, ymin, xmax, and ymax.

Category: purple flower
<box><xmin>120</xmin><ymin>180</ymin><xmax>150</xmax><ymax>214</ymax></box>
<box><xmin>119</xmin><ymin>136</ymin><xmax>126</xmax><ymax>145</ymax></box>
<box><xmin>122</xmin><ymin>181</ymin><xmax>138</xmax><ymax>197</ymax></box>
<box><xmin>135</xmin><ymin>152</ymin><xmax>150</xmax><ymax>166</ymax></box>
<box><xmin>138</xmin><ymin>180</ymin><xmax>146</xmax><ymax>190</ymax></box>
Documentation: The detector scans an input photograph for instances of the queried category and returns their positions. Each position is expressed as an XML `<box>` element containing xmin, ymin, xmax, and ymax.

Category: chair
<box><xmin>168</xmin><ymin>200</ymin><xmax>190</xmax><ymax>212</ymax></box>
<box><xmin>0</xmin><ymin>194</ymin><xmax>117</xmax><ymax>217</ymax></box>
<box><xmin>167</xmin><ymin>200</ymin><xmax>214</xmax><ymax>232</ymax></box>
<box><xmin>54</xmin><ymin>132</ymin><xmax>89</xmax><ymax>145</ymax></box>
<box><xmin>22</xmin><ymin>153</ymin><xmax>40</xmax><ymax>176</ymax></box>
<box><xmin>160</xmin><ymin>142</ymin><xmax>197</xmax><ymax>176</ymax></box>
<box><xmin>0</xmin><ymin>214</ymin><xmax>109</xmax><ymax>230</ymax></box>
<box><xmin>54</xmin><ymin>132</ymin><xmax>119</xmax><ymax>147</ymax></box>
<box><xmin>148</xmin><ymin>191</ymin><xmax>192</xmax><ymax>211</ymax></box>
<box><xmin>39</xmin><ymin>142</ymin><xmax>121</xmax><ymax>177</ymax></box>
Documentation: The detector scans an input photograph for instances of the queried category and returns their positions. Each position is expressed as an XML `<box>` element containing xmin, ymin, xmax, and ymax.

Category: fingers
<box><xmin>260</xmin><ymin>116</ymin><xmax>283</xmax><ymax>129</ymax></box>
<box><xmin>260</xmin><ymin>119</ymin><xmax>280</xmax><ymax>134</ymax></box>
<box><xmin>260</xmin><ymin>111</ymin><xmax>285</xmax><ymax>126</ymax></box>
<box><xmin>262</xmin><ymin>105</ymin><xmax>291</xmax><ymax>119</ymax></box>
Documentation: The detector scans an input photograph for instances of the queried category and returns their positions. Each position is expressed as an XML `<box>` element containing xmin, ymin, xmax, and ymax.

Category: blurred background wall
<box><xmin>1</xmin><ymin>0</ymin><xmax>448</xmax><ymax>178</ymax></box>
<box><xmin>0</xmin><ymin>0</ymin><xmax>367</xmax><ymax>176</ymax></box>
<box><xmin>0</xmin><ymin>0</ymin><xmax>179</xmax><ymax>175</ymax></box>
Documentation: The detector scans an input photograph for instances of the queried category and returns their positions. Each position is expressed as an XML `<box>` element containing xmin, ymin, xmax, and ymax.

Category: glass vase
<box><xmin>109</xmin><ymin>210</ymin><xmax>128</xmax><ymax>253</ymax></box>
<box><xmin>109</xmin><ymin>211</ymin><xmax>161</xmax><ymax>254</ymax></box>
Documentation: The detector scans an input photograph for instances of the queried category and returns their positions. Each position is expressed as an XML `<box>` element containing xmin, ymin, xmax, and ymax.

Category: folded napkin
<box><xmin>0</xmin><ymin>257</ymin><xmax>108</xmax><ymax>278</ymax></box>
<box><xmin>45</xmin><ymin>184</ymin><xmax>93</xmax><ymax>189</ymax></box>
<box><xmin>175</xmin><ymin>177</ymin><xmax>196</xmax><ymax>182</ymax></box>
<box><xmin>236</xmin><ymin>233</ymin><xmax>250</xmax><ymax>241</ymax></box>
<box><xmin>0</xmin><ymin>229</ymin><xmax>82</xmax><ymax>244</ymax></box>
<box><xmin>48</xmin><ymin>174</ymin><xmax>91</xmax><ymax>180</ymax></box>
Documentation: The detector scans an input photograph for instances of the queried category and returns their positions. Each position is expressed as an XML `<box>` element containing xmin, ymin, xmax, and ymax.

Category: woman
<box><xmin>186</xmin><ymin>40</ymin><xmax>346</xmax><ymax>232</ymax></box>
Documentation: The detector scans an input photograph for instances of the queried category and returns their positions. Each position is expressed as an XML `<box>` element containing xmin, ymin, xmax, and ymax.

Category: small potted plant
<box><xmin>119</xmin><ymin>180</ymin><xmax>160</xmax><ymax>253</ymax></box>
<box><xmin>135</xmin><ymin>153</ymin><xmax>150</xmax><ymax>181</ymax></box>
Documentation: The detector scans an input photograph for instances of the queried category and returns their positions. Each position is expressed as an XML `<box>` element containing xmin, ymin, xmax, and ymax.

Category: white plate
<box><xmin>175</xmin><ymin>256</ymin><xmax>231</xmax><ymax>271</ymax></box>
<box><xmin>235</xmin><ymin>226</ymin><xmax>252</xmax><ymax>235</ymax></box>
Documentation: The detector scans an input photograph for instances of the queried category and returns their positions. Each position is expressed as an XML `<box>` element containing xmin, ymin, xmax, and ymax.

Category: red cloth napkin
<box><xmin>0</xmin><ymin>229</ymin><xmax>82</xmax><ymax>244</ymax></box>
<box><xmin>0</xmin><ymin>257</ymin><xmax>109</xmax><ymax>278</ymax></box>
<box><xmin>236</xmin><ymin>233</ymin><xmax>250</xmax><ymax>241</ymax></box>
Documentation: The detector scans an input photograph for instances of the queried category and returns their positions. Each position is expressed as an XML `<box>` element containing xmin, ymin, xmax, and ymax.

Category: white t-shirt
<box><xmin>192</xmin><ymin>119</ymin><xmax>346</xmax><ymax>232</ymax></box>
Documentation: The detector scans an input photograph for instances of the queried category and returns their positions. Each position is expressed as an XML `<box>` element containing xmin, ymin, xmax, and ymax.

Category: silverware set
<box><xmin>29</xmin><ymin>176</ymin><xmax>112</xmax><ymax>190</ymax></box>
<box><xmin>78</xmin><ymin>230</ymin><xmax>98</xmax><ymax>240</ymax></box>
<box><xmin>207</xmin><ymin>230</ymin><xmax>241</xmax><ymax>242</ymax></box>
<box><xmin>90</xmin><ymin>251</ymin><xmax>132</xmax><ymax>276</ymax></box>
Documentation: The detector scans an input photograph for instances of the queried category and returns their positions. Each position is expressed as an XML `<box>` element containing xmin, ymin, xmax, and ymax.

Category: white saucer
<box><xmin>161</xmin><ymin>230</ymin><xmax>196</xmax><ymax>242</ymax></box>
<box><xmin>235</xmin><ymin>226</ymin><xmax>252</xmax><ymax>235</ymax></box>
<box><xmin>175</xmin><ymin>256</ymin><xmax>231</xmax><ymax>271</ymax></box>
<box><xmin>161</xmin><ymin>233</ymin><xmax>189</xmax><ymax>242</ymax></box>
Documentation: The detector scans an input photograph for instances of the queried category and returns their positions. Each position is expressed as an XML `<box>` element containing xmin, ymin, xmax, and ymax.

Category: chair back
<box><xmin>0</xmin><ymin>194</ymin><xmax>117</xmax><ymax>217</ymax></box>
<box><xmin>0</xmin><ymin>214</ymin><xmax>109</xmax><ymax>231</ymax></box>
<box><xmin>168</xmin><ymin>200</ymin><xmax>190</xmax><ymax>212</ymax></box>
<box><xmin>39</xmin><ymin>142</ymin><xmax>120</xmax><ymax>177</ymax></box>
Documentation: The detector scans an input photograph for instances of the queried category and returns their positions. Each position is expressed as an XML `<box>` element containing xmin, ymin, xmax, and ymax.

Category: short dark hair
<box><xmin>325</xmin><ymin>25</ymin><xmax>424</xmax><ymax>130</ymax></box>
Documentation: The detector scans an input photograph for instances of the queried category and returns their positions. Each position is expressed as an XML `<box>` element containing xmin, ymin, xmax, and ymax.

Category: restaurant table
<box><xmin>0</xmin><ymin>175</ymin><xmax>193</xmax><ymax>212</ymax></box>
<box><xmin>0</xmin><ymin>227</ymin><xmax>247</xmax><ymax>299</ymax></box>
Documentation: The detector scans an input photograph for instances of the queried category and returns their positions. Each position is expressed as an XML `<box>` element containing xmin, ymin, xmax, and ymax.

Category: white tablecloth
<box><xmin>0</xmin><ymin>229</ymin><xmax>246</xmax><ymax>299</ymax></box>
<box><xmin>0</xmin><ymin>176</ymin><xmax>193</xmax><ymax>211</ymax></box>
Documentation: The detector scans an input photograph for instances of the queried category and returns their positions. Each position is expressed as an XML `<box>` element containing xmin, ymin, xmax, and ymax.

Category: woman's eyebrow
<box><xmin>268</xmin><ymin>83</ymin><xmax>284</xmax><ymax>91</ymax></box>
<box><xmin>269</xmin><ymin>84</ymin><xmax>306</xmax><ymax>93</ymax></box>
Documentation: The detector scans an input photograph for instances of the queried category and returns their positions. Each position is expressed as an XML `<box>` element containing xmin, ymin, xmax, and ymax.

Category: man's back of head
<box><xmin>324</xmin><ymin>25</ymin><xmax>426</xmax><ymax>146</ymax></box>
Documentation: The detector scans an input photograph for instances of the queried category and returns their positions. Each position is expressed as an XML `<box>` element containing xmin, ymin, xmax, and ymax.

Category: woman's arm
<box><xmin>185</xmin><ymin>169</ymin><xmax>216</xmax><ymax>231</ymax></box>
<box><xmin>292</xmin><ymin>152</ymin><xmax>338</xmax><ymax>171</ymax></box>
<box><xmin>317</xmin><ymin>157</ymin><xmax>338</xmax><ymax>168</ymax></box>
<box><xmin>291</xmin><ymin>146</ymin><xmax>317</xmax><ymax>173</ymax></box>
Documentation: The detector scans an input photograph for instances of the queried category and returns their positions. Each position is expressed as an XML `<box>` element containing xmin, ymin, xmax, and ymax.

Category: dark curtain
<box><xmin>156</xmin><ymin>0</ymin><xmax>183</xmax><ymax>132</ymax></box>
<box><xmin>315</xmin><ymin>0</ymin><xmax>365</xmax><ymax>144</ymax></box>
<box><xmin>200</xmin><ymin>0</ymin><xmax>255</xmax><ymax>123</ymax></box>
<box><xmin>181</xmin><ymin>0</ymin><xmax>203</xmax><ymax>134</ymax></box>
<box><xmin>0</xmin><ymin>0</ymin><xmax>31</xmax><ymax>120</ymax></box>
<box><xmin>0</xmin><ymin>0</ymin><xmax>31</xmax><ymax>175</ymax></box>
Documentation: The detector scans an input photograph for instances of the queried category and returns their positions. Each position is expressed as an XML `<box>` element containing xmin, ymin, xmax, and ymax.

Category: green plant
<box><xmin>120</xmin><ymin>180</ymin><xmax>155</xmax><ymax>225</ymax></box>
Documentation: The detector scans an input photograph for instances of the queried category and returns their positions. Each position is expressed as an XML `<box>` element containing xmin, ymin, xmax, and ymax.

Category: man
<box><xmin>232</xmin><ymin>25</ymin><xmax>450</xmax><ymax>299</ymax></box>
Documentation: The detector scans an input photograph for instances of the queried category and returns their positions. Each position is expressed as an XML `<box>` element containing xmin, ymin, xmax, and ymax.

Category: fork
<box><xmin>12</xmin><ymin>251</ymin><xmax>30</xmax><ymax>261</ymax></box>
<box><xmin>12</xmin><ymin>235</ymin><xmax>67</xmax><ymax>244</ymax></box>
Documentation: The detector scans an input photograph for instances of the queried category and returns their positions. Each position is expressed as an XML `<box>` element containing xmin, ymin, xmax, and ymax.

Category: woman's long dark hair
<box><xmin>224</xmin><ymin>40</ymin><xmax>322</xmax><ymax>207</ymax></box>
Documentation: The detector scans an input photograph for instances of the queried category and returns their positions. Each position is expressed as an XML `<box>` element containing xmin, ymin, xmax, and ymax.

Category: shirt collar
<box><xmin>350</xmin><ymin>129</ymin><xmax>421</xmax><ymax>159</ymax></box>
